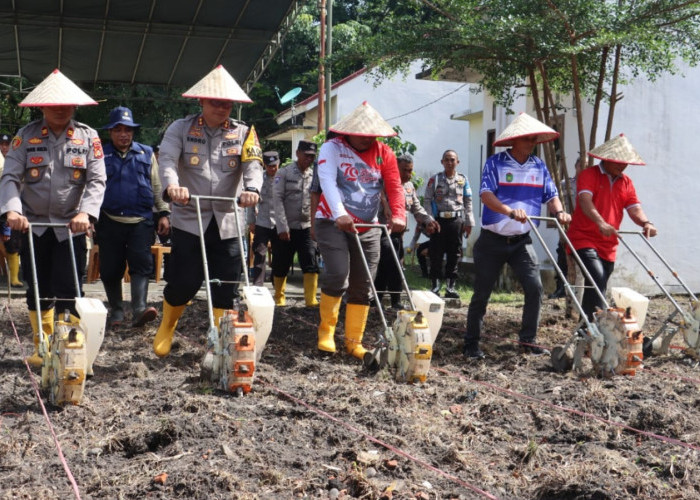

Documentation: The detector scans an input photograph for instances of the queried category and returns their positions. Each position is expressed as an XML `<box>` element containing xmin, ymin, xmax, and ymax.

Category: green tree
<box><xmin>351</xmin><ymin>0</ymin><xmax>700</xmax><ymax>210</ymax></box>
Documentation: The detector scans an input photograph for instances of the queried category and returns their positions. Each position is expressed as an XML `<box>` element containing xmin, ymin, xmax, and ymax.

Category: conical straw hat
<box><xmin>329</xmin><ymin>101</ymin><xmax>396</xmax><ymax>137</ymax></box>
<box><xmin>493</xmin><ymin>112</ymin><xmax>559</xmax><ymax>147</ymax></box>
<box><xmin>587</xmin><ymin>134</ymin><xmax>645</xmax><ymax>165</ymax></box>
<box><xmin>182</xmin><ymin>65</ymin><xmax>252</xmax><ymax>103</ymax></box>
<box><xmin>19</xmin><ymin>69</ymin><xmax>97</xmax><ymax>107</ymax></box>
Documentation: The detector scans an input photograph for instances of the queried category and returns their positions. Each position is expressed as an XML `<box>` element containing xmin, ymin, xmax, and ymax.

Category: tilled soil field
<box><xmin>1</xmin><ymin>289</ymin><xmax>700</xmax><ymax>499</ymax></box>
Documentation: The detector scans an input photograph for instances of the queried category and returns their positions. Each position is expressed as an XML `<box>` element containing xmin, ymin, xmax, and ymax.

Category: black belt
<box><xmin>483</xmin><ymin>229</ymin><xmax>529</xmax><ymax>244</ymax></box>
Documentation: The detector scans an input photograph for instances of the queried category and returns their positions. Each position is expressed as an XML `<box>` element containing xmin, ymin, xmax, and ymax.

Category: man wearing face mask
<box><xmin>97</xmin><ymin>107</ymin><xmax>170</xmax><ymax>329</ymax></box>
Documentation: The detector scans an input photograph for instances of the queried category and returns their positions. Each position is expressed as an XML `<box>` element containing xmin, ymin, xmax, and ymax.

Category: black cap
<box><xmin>297</xmin><ymin>140</ymin><xmax>317</xmax><ymax>155</ymax></box>
<box><xmin>263</xmin><ymin>151</ymin><xmax>280</xmax><ymax>166</ymax></box>
<box><xmin>0</xmin><ymin>134</ymin><xmax>11</xmax><ymax>143</ymax></box>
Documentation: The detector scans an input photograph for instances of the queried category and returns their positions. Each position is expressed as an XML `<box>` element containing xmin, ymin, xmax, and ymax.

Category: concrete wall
<box><xmin>460</xmin><ymin>62</ymin><xmax>700</xmax><ymax>295</ymax></box>
<box><xmin>336</xmin><ymin>62</ymin><xmax>473</xmax><ymax>249</ymax></box>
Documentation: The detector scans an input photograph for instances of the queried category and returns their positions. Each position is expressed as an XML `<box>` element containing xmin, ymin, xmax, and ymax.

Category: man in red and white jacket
<box><xmin>314</xmin><ymin>102</ymin><xmax>406</xmax><ymax>362</ymax></box>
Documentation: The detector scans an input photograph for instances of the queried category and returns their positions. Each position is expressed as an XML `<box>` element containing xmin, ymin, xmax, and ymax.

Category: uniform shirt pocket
<box><xmin>66</xmin><ymin>164</ymin><xmax>87</xmax><ymax>186</ymax></box>
<box><xmin>25</xmin><ymin>154</ymin><xmax>48</xmax><ymax>183</ymax></box>
<box><xmin>184</xmin><ymin>141</ymin><xmax>205</xmax><ymax>170</ymax></box>
<box><xmin>221</xmin><ymin>144</ymin><xmax>241</xmax><ymax>172</ymax></box>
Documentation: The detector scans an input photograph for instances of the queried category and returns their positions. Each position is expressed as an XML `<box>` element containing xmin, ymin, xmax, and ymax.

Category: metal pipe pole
<box><xmin>324</xmin><ymin>0</ymin><xmax>332</xmax><ymax>133</ymax></box>
<box><xmin>317</xmin><ymin>0</ymin><xmax>326</xmax><ymax>132</ymax></box>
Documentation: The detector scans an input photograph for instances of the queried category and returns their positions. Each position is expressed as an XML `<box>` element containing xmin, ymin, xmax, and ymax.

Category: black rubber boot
<box><xmin>130</xmin><ymin>275</ymin><xmax>157</xmax><ymax>327</ymax></box>
<box><xmin>430</xmin><ymin>279</ymin><xmax>441</xmax><ymax>295</ymax></box>
<box><xmin>418</xmin><ymin>254</ymin><xmax>429</xmax><ymax>279</ymax></box>
<box><xmin>445</xmin><ymin>279</ymin><xmax>460</xmax><ymax>299</ymax></box>
<box><xmin>104</xmin><ymin>280</ymin><xmax>124</xmax><ymax>327</ymax></box>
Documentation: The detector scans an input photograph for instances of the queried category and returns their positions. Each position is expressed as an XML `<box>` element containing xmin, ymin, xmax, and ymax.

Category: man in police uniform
<box><xmin>375</xmin><ymin>154</ymin><xmax>438</xmax><ymax>308</ymax></box>
<box><xmin>271</xmin><ymin>140</ymin><xmax>319</xmax><ymax>307</ymax></box>
<box><xmin>97</xmin><ymin>107</ymin><xmax>170</xmax><ymax>328</ymax></box>
<box><xmin>423</xmin><ymin>150</ymin><xmax>474</xmax><ymax>298</ymax></box>
<box><xmin>248</xmin><ymin>151</ymin><xmax>279</xmax><ymax>286</ymax></box>
<box><xmin>0</xmin><ymin>69</ymin><xmax>106</xmax><ymax>367</ymax></box>
<box><xmin>153</xmin><ymin>65</ymin><xmax>263</xmax><ymax>358</ymax></box>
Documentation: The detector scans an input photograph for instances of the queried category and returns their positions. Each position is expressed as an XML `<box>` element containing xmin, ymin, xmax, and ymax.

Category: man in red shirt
<box><xmin>567</xmin><ymin>134</ymin><xmax>657</xmax><ymax>319</ymax></box>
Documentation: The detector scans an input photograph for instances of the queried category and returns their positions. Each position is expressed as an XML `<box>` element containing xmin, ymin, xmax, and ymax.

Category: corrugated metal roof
<box><xmin>0</xmin><ymin>0</ymin><xmax>302</xmax><ymax>90</ymax></box>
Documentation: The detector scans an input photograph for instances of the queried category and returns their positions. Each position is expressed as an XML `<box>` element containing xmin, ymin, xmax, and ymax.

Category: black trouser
<box><xmin>250</xmin><ymin>225</ymin><xmax>277</xmax><ymax>286</ymax></box>
<box><xmin>96</xmin><ymin>214</ymin><xmax>155</xmax><ymax>281</ymax></box>
<box><xmin>5</xmin><ymin>229</ymin><xmax>22</xmax><ymax>253</ymax></box>
<box><xmin>374</xmin><ymin>231</ymin><xmax>403</xmax><ymax>301</ymax></box>
<box><xmin>429</xmin><ymin>216</ymin><xmax>463</xmax><ymax>280</ymax></box>
<box><xmin>465</xmin><ymin>230</ymin><xmax>542</xmax><ymax>346</ymax></box>
<box><xmin>554</xmin><ymin>240</ymin><xmax>568</xmax><ymax>287</ymax></box>
<box><xmin>576</xmin><ymin>248</ymin><xmax>615</xmax><ymax>320</ymax></box>
<box><xmin>163</xmin><ymin>219</ymin><xmax>242</xmax><ymax>309</ymax></box>
<box><xmin>21</xmin><ymin>229</ymin><xmax>86</xmax><ymax>316</ymax></box>
<box><xmin>271</xmin><ymin>227</ymin><xmax>318</xmax><ymax>277</ymax></box>
<box><xmin>417</xmin><ymin>240</ymin><xmax>430</xmax><ymax>277</ymax></box>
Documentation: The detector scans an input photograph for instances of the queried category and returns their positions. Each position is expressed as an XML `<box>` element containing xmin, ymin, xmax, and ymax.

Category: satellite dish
<box><xmin>279</xmin><ymin>87</ymin><xmax>302</xmax><ymax>105</ymax></box>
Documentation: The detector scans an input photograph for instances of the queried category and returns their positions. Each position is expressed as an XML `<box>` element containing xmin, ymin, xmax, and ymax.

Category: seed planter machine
<box><xmin>616</xmin><ymin>230</ymin><xmax>700</xmax><ymax>359</ymax></box>
<box><xmin>527</xmin><ymin>216</ymin><xmax>644</xmax><ymax>377</ymax></box>
<box><xmin>353</xmin><ymin>224</ymin><xmax>444</xmax><ymax>383</ymax></box>
<box><xmin>27</xmin><ymin>223</ymin><xmax>107</xmax><ymax>405</ymax></box>
<box><xmin>191</xmin><ymin>195</ymin><xmax>274</xmax><ymax>396</ymax></box>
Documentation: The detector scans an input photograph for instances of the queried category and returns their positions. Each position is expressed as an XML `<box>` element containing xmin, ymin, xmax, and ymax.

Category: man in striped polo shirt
<box><xmin>464</xmin><ymin>113</ymin><xmax>570</xmax><ymax>360</ymax></box>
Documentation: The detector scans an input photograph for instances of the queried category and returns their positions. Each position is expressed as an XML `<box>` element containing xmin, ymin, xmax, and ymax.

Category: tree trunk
<box><xmin>571</xmin><ymin>54</ymin><xmax>587</xmax><ymax>172</ymax></box>
<box><xmin>589</xmin><ymin>45</ymin><xmax>609</xmax><ymax>153</ymax></box>
<box><xmin>538</xmin><ymin>62</ymin><xmax>574</xmax><ymax>213</ymax></box>
<box><xmin>605</xmin><ymin>44</ymin><xmax>622</xmax><ymax>143</ymax></box>
<box><xmin>529</xmin><ymin>67</ymin><xmax>559</xmax><ymax>192</ymax></box>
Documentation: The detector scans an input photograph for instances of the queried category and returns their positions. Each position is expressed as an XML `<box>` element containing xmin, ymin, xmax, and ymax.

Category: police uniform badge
<box><xmin>241</xmin><ymin>125</ymin><xmax>262</xmax><ymax>163</ymax></box>
<box><xmin>228</xmin><ymin>158</ymin><xmax>238</xmax><ymax>169</ymax></box>
<box><xmin>66</xmin><ymin>128</ymin><xmax>74</xmax><ymax>138</ymax></box>
<box><xmin>72</xmin><ymin>157</ymin><xmax>85</xmax><ymax>167</ymax></box>
<box><xmin>71</xmin><ymin>138</ymin><xmax>84</xmax><ymax>145</ymax></box>
<box><xmin>11</xmin><ymin>136</ymin><xmax>22</xmax><ymax>150</ymax></box>
<box><xmin>29</xmin><ymin>168</ymin><xmax>40</xmax><ymax>178</ymax></box>
<box><xmin>93</xmin><ymin>138</ymin><xmax>104</xmax><ymax>159</ymax></box>
<box><xmin>190</xmin><ymin>156</ymin><xmax>200</xmax><ymax>166</ymax></box>
<box><xmin>28</xmin><ymin>137</ymin><xmax>43</xmax><ymax>145</ymax></box>
<box><xmin>30</xmin><ymin>156</ymin><xmax>42</xmax><ymax>165</ymax></box>
<box><xmin>73</xmin><ymin>169</ymin><xmax>83</xmax><ymax>180</ymax></box>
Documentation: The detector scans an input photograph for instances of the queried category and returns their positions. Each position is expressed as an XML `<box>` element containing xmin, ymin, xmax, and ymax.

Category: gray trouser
<box><xmin>315</xmin><ymin>219</ymin><xmax>380</xmax><ymax>305</ymax></box>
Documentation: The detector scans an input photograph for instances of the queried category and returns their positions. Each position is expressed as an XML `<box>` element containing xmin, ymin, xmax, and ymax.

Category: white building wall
<box><xmin>465</xmin><ymin>62</ymin><xmax>700</xmax><ymax>294</ymax></box>
<box><xmin>603</xmin><ymin>63</ymin><xmax>700</xmax><ymax>294</ymax></box>
<box><xmin>337</xmin><ymin>61</ymin><xmax>473</xmax><ymax>245</ymax></box>
<box><xmin>337</xmin><ymin>62</ymin><xmax>472</xmax><ymax>183</ymax></box>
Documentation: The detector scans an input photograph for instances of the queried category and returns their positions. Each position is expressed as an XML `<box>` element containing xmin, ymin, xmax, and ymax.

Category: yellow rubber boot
<box><xmin>303</xmin><ymin>273</ymin><xmax>319</xmax><ymax>307</ymax></box>
<box><xmin>7</xmin><ymin>253</ymin><xmax>23</xmax><ymax>287</ymax></box>
<box><xmin>344</xmin><ymin>303</ymin><xmax>370</xmax><ymax>360</ymax></box>
<box><xmin>153</xmin><ymin>300</ymin><xmax>186</xmax><ymax>358</ymax></box>
<box><xmin>213</xmin><ymin>307</ymin><xmax>226</xmax><ymax>329</ymax></box>
<box><xmin>318</xmin><ymin>293</ymin><xmax>342</xmax><ymax>353</ymax></box>
<box><xmin>273</xmin><ymin>276</ymin><xmax>287</xmax><ymax>306</ymax></box>
<box><xmin>27</xmin><ymin>308</ymin><xmax>55</xmax><ymax>367</ymax></box>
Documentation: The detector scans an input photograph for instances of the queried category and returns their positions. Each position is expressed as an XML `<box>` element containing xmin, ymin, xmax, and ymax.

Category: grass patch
<box><xmin>402</xmin><ymin>263</ymin><xmax>523</xmax><ymax>304</ymax></box>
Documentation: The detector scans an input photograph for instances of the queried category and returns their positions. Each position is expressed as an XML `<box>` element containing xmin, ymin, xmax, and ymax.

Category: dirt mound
<box><xmin>2</xmin><ymin>295</ymin><xmax>700</xmax><ymax>499</ymax></box>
